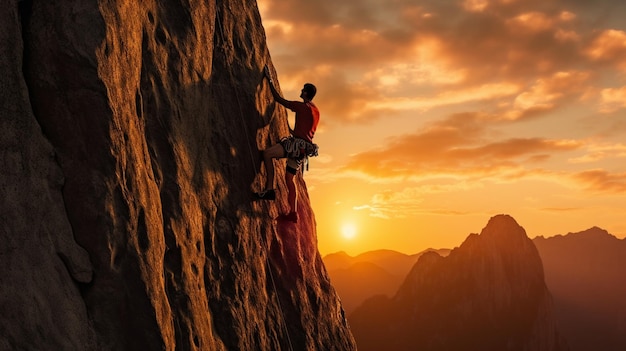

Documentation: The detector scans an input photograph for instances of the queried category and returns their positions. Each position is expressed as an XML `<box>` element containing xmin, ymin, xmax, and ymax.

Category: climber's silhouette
<box><xmin>255</xmin><ymin>66</ymin><xmax>319</xmax><ymax>223</ymax></box>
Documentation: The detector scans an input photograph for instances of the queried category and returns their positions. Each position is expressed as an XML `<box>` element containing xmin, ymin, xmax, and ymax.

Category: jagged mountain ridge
<box><xmin>1</xmin><ymin>1</ymin><xmax>355</xmax><ymax>350</ymax></box>
<box><xmin>326</xmin><ymin>225</ymin><xmax>625</xmax><ymax>350</ymax></box>
<box><xmin>534</xmin><ymin>228</ymin><xmax>626</xmax><ymax>351</ymax></box>
<box><xmin>349</xmin><ymin>215</ymin><xmax>568</xmax><ymax>351</ymax></box>
<box><xmin>323</xmin><ymin>248</ymin><xmax>451</xmax><ymax>314</ymax></box>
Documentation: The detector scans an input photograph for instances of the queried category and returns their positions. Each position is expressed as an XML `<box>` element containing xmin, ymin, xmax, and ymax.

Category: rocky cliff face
<box><xmin>1</xmin><ymin>0</ymin><xmax>355</xmax><ymax>350</ymax></box>
<box><xmin>349</xmin><ymin>215</ymin><xmax>568</xmax><ymax>351</ymax></box>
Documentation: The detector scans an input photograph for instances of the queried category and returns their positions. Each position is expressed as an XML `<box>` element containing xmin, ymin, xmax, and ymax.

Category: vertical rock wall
<box><xmin>1</xmin><ymin>0</ymin><xmax>355</xmax><ymax>350</ymax></box>
<box><xmin>1</xmin><ymin>2</ymin><xmax>94</xmax><ymax>349</ymax></box>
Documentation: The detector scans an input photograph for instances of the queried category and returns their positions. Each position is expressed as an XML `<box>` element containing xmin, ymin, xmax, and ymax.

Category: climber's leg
<box><xmin>275</xmin><ymin>158</ymin><xmax>301</xmax><ymax>223</ymax></box>
<box><xmin>255</xmin><ymin>143</ymin><xmax>285</xmax><ymax>200</ymax></box>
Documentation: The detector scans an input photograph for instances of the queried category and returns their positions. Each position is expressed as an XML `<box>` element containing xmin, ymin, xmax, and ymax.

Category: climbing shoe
<box><xmin>276</xmin><ymin>212</ymin><xmax>298</xmax><ymax>223</ymax></box>
<box><xmin>254</xmin><ymin>189</ymin><xmax>276</xmax><ymax>200</ymax></box>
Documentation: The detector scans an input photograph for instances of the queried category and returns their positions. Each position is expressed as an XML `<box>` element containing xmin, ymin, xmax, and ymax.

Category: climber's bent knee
<box><xmin>263</xmin><ymin>143</ymin><xmax>286</xmax><ymax>160</ymax></box>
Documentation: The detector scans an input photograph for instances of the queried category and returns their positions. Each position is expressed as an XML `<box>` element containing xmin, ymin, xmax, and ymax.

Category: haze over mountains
<box><xmin>534</xmin><ymin>228</ymin><xmax>626</xmax><ymax>351</ymax></box>
<box><xmin>324</xmin><ymin>249</ymin><xmax>450</xmax><ymax>314</ymax></box>
<box><xmin>325</xmin><ymin>215</ymin><xmax>626</xmax><ymax>351</ymax></box>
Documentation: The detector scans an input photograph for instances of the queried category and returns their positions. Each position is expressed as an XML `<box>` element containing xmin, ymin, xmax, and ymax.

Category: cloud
<box><xmin>514</xmin><ymin>72</ymin><xmax>588</xmax><ymax>110</ymax></box>
<box><xmin>423</xmin><ymin>6</ymin><xmax>584</xmax><ymax>83</ymax></box>
<box><xmin>569</xmin><ymin>141</ymin><xmax>626</xmax><ymax>163</ymax></box>
<box><xmin>574</xmin><ymin>169</ymin><xmax>626</xmax><ymax>193</ymax></box>
<box><xmin>539</xmin><ymin>207</ymin><xmax>584</xmax><ymax>212</ymax></box>
<box><xmin>584</xmin><ymin>29</ymin><xmax>626</xmax><ymax>63</ymax></box>
<box><xmin>353</xmin><ymin>189</ymin><xmax>424</xmax><ymax>219</ymax></box>
<box><xmin>353</xmin><ymin>185</ymin><xmax>477</xmax><ymax>219</ymax></box>
<box><xmin>504</xmin><ymin>71</ymin><xmax>591</xmax><ymax>120</ymax></box>
<box><xmin>368</xmin><ymin>82</ymin><xmax>520</xmax><ymax>112</ymax></box>
<box><xmin>599</xmin><ymin>86</ymin><xmax>626</xmax><ymax>113</ymax></box>
<box><xmin>506</xmin><ymin>11</ymin><xmax>573</xmax><ymax>33</ymax></box>
<box><xmin>342</xmin><ymin>112</ymin><xmax>582</xmax><ymax>179</ymax></box>
<box><xmin>462</xmin><ymin>0</ymin><xmax>490</xmax><ymax>13</ymax></box>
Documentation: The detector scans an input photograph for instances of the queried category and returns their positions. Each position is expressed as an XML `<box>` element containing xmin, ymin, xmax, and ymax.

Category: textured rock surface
<box><xmin>350</xmin><ymin>215</ymin><xmax>568</xmax><ymax>351</ymax></box>
<box><xmin>1</xmin><ymin>0</ymin><xmax>355</xmax><ymax>350</ymax></box>
<box><xmin>1</xmin><ymin>3</ymin><xmax>94</xmax><ymax>350</ymax></box>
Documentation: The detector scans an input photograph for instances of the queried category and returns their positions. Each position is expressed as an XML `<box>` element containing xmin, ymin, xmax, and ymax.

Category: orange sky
<box><xmin>257</xmin><ymin>0</ymin><xmax>626</xmax><ymax>256</ymax></box>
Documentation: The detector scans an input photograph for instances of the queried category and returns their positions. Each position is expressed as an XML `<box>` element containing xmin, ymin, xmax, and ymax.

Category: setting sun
<box><xmin>341</xmin><ymin>223</ymin><xmax>357</xmax><ymax>240</ymax></box>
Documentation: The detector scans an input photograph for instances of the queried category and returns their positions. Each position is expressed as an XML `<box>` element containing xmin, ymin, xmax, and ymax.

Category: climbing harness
<box><xmin>280</xmin><ymin>136</ymin><xmax>319</xmax><ymax>159</ymax></box>
<box><xmin>280</xmin><ymin>136</ymin><xmax>319</xmax><ymax>174</ymax></box>
<box><xmin>215</xmin><ymin>6</ymin><xmax>295</xmax><ymax>351</ymax></box>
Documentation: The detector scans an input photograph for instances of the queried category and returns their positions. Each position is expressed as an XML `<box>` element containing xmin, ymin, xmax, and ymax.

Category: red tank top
<box><xmin>285</xmin><ymin>101</ymin><xmax>319</xmax><ymax>142</ymax></box>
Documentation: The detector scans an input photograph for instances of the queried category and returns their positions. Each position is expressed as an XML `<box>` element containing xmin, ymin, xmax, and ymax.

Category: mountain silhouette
<box><xmin>324</xmin><ymin>249</ymin><xmax>450</xmax><ymax>313</ymax></box>
<box><xmin>534</xmin><ymin>227</ymin><xmax>626</xmax><ymax>351</ymax></box>
<box><xmin>349</xmin><ymin>214</ymin><xmax>568</xmax><ymax>351</ymax></box>
<box><xmin>1</xmin><ymin>1</ymin><xmax>355</xmax><ymax>349</ymax></box>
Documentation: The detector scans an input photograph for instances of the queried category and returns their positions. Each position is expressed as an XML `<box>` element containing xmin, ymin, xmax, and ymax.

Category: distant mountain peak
<box><xmin>535</xmin><ymin>226</ymin><xmax>622</xmax><ymax>246</ymax></box>
<box><xmin>481</xmin><ymin>214</ymin><xmax>526</xmax><ymax>238</ymax></box>
<box><xmin>325</xmin><ymin>251</ymin><xmax>351</xmax><ymax>259</ymax></box>
<box><xmin>350</xmin><ymin>215</ymin><xmax>567</xmax><ymax>351</ymax></box>
<box><xmin>449</xmin><ymin>215</ymin><xmax>538</xmax><ymax>266</ymax></box>
<box><xmin>487</xmin><ymin>213</ymin><xmax>519</xmax><ymax>226</ymax></box>
<box><xmin>570</xmin><ymin>226</ymin><xmax>611</xmax><ymax>238</ymax></box>
<box><xmin>534</xmin><ymin>227</ymin><xmax>626</xmax><ymax>351</ymax></box>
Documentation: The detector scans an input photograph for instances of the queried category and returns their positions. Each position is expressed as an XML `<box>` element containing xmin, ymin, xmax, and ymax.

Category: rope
<box><xmin>264</xmin><ymin>246</ymin><xmax>294</xmax><ymax>351</ymax></box>
<box><xmin>214</xmin><ymin>4</ymin><xmax>295</xmax><ymax>351</ymax></box>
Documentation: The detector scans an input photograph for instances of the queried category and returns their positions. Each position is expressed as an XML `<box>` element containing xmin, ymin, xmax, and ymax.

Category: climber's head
<box><xmin>300</xmin><ymin>83</ymin><xmax>317</xmax><ymax>101</ymax></box>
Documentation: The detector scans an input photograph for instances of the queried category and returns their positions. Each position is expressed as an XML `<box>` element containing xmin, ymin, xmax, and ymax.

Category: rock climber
<box><xmin>255</xmin><ymin>66</ymin><xmax>320</xmax><ymax>223</ymax></box>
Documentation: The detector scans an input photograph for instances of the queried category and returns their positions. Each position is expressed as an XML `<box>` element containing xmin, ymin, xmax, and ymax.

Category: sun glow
<box><xmin>341</xmin><ymin>222</ymin><xmax>358</xmax><ymax>240</ymax></box>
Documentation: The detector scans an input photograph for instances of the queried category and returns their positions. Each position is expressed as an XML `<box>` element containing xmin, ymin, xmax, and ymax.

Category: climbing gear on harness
<box><xmin>280</xmin><ymin>136</ymin><xmax>319</xmax><ymax>159</ymax></box>
<box><xmin>280</xmin><ymin>136</ymin><xmax>319</xmax><ymax>174</ymax></box>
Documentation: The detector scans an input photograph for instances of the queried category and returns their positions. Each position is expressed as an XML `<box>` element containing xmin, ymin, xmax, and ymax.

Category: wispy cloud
<box><xmin>505</xmin><ymin>71</ymin><xmax>590</xmax><ymax>120</ymax></box>
<box><xmin>584</xmin><ymin>29</ymin><xmax>626</xmax><ymax>65</ymax></box>
<box><xmin>599</xmin><ymin>86</ymin><xmax>626</xmax><ymax>113</ymax></box>
<box><xmin>574</xmin><ymin>169</ymin><xmax>626</xmax><ymax>193</ymax></box>
<box><xmin>341</xmin><ymin>113</ymin><xmax>582</xmax><ymax>179</ymax></box>
<box><xmin>539</xmin><ymin>207</ymin><xmax>584</xmax><ymax>213</ymax></box>
<box><xmin>569</xmin><ymin>142</ymin><xmax>626</xmax><ymax>163</ymax></box>
<box><xmin>353</xmin><ymin>186</ymin><xmax>475</xmax><ymax>219</ymax></box>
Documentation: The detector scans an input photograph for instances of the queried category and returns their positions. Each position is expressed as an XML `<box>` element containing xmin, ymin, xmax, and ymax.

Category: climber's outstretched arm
<box><xmin>264</xmin><ymin>66</ymin><xmax>289</xmax><ymax>107</ymax></box>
